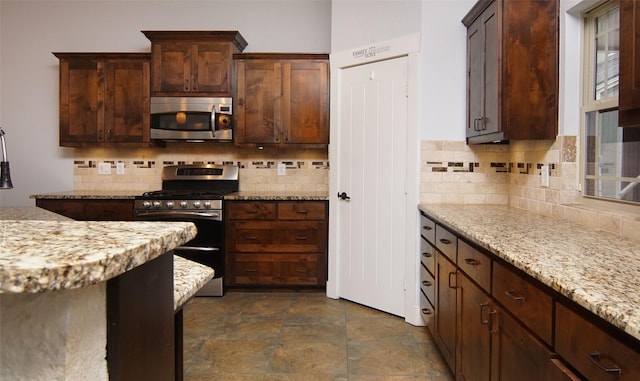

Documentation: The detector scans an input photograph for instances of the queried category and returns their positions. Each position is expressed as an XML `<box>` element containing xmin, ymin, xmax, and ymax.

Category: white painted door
<box><xmin>335</xmin><ymin>56</ymin><xmax>408</xmax><ymax>316</ymax></box>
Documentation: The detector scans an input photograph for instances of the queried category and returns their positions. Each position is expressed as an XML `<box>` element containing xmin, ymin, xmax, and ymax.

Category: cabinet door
<box><xmin>105</xmin><ymin>59</ymin><xmax>150</xmax><ymax>143</ymax></box>
<box><xmin>465</xmin><ymin>1</ymin><xmax>498</xmax><ymax>140</ymax></box>
<box><xmin>457</xmin><ymin>273</ymin><xmax>492</xmax><ymax>381</ymax></box>
<box><xmin>490</xmin><ymin>306</ymin><xmax>556</xmax><ymax>381</ymax></box>
<box><xmin>192</xmin><ymin>42</ymin><xmax>232</xmax><ymax>94</ymax></box>
<box><xmin>59</xmin><ymin>58</ymin><xmax>104</xmax><ymax>144</ymax></box>
<box><xmin>282</xmin><ymin>60</ymin><xmax>329</xmax><ymax>144</ymax></box>
<box><xmin>150</xmin><ymin>41</ymin><xmax>192</xmax><ymax>94</ymax></box>
<box><xmin>434</xmin><ymin>252</ymin><xmax>457</xmax><ymax>372</ymax></box>
<box><xmin>235</xmin><ymin>60</ymin><xmax>281</xmax><ymax>143</ymax></box>
<box><xmin>619</xmin><ymin>0</ymin><xmax>640</xmax><ymax>127</ymax></box>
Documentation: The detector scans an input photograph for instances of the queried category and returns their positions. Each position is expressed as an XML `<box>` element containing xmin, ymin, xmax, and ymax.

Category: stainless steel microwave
<box><xmin>150</xmin><ymin>97</ymin><xmax>233</xmax><ymax>142</ymax></box>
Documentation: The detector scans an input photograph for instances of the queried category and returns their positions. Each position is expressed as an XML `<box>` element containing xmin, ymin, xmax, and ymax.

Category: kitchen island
<box><xmin>0</xmin><ymin>207</ymin><xmax>197</xmax><ymax>381</ymax></box>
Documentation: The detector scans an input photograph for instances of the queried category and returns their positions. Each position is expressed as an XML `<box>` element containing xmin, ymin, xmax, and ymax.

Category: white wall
<box><xmin>0</xmin><ymin>0</ymin><xmax>331</xmax><ymax>206</ymax></box>
<box><xmin>330</xmin><ymin>0</ymin><xmax>421</xmax><ymax>52</ymax></box>
<box><xmin>421</xmin><ymin>0</ymin><xmax>474</xmax><ymax>141</ymax></box>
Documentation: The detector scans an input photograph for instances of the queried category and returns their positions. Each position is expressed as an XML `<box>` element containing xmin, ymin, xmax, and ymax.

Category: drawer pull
<box><xmin>505</xmin><ymin>289</ymin><xmax>525</xmax><ymax>303</ymax></box>
<box><xmin>246</xmin><ymin>209</ymin><xmax>258</xmax><ymax>214</ymax></box>
<box><xmin>421</xmin><ymin>308</ymin><xmax>433</xmax><ymax>316</ymax></box>
<box><xmin>245</xmin><ymin>236</ymin><xmax>258</xmax><ymax>241</ymax></box>
<box><xmin>245</xmin><ymin>268</ymin><xmax>257</xmax><ymax>272</ymax></box>
<box><xmin>296</xmin><ymin>210</ymin><xmax>309</xmax><ymax>214</ymax></box>
<box><xmin>422</xmin><ymin>225</ymin><xmax>433</xmax><ymax>231</ymax></box>
<box><xmin>422</xmin><ymin>252</ymin><xmax>433</xmax><ymax>258</ymax></box>
<box><xmin>422</xmin><ymin>280</ymin><xmax>432</xmax><ymax>287</ymax></box>
<box><xmin>439</xmin><ymin>238</ymin><xmax>452</xmax><ymax>245</ymax></box>
<box><xmin>464</xmin><ymin>258</ymin><xmax>480</xmax><ymax>266</ymax></box>
<box><xmin>586</xmin><ymin>352</ymin><xmax>622</xmax><ymax>376</ymax></box>
<box><xmin>295</xmin><ymin>235</ymin><xmax>308</xmax><ymax>240</ymax></box>
<box><xmin>448</xmin><ymin>272</ymin><xmax>457</xmax><ymax>289</ymax></box>
<box><xmin>295</xmin><ymin>268</ymin><xmax>307</xmax><ymax>273</ymax></box>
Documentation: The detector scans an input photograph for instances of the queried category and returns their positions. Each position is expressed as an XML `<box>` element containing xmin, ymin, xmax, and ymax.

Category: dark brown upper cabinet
<box><xmin>619</xmin><ymin>0</ymin><xmax>640</xmax><ymax>127</ymax></box>
<box><xmin>462</xmin><ymin>0</ymin><xmax>559</xmax><ymax>144</ymax></box>
<box><xmin>54</xmin><ymin>53</ymin><xmax>151</xmax><ymax>147</ymax></box>
<box><xmin>142</xmin><ymin>31</ymin><xmax>247</xmax><ymax>97</ymax></box>
<box><xmin>234</xmin><ymin>53</ymin><xmax>329</xmax><ymax>146</ymax></box>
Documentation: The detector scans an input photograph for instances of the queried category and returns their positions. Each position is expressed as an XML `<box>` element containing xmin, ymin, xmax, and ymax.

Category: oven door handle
<box><xmin>135</xmin><ymin>211</ymin><xmax>222</xmax><ymax>221</ymax></box>
<box><xmin>176</xmin><ymin>245</ymin><xmax>220</xmax><ymax>252</ymax></box>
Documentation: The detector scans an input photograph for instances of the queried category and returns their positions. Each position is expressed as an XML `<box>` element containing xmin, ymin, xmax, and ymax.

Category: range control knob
<box><xmin>180</xmin><ymin>201</ymin><xmax>188</xmax><ymax>209</ymax></box>
<box><xmin>166</xmin><ymin>201</ymin><xmax>175</xmax><ymax>209</ymax></box>
<box><xmin>152</xmin><ymin>201</ymin><xmax>162</xmax><ymax>209</ymax></box>
<box><xmin>142</xmin><ymin>201</ymin><xmax>152</xmax><ymax>209</ymax></box>
<box><xmin>204</xmin><ymin>201</ymin><xmax>212</xmax><ymax>209</ymax></box>
<box><xmin>193</xmin><ymin>201</ymin><xmax>201</xmax><ymax>209</ymax></box>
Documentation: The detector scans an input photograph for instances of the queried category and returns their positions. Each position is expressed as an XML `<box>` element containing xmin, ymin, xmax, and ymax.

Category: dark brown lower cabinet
<box><xmin>36</xmin><ymin>198</ymin><xmax>134</xmax><ymax>220</ymax></box>
<box><xmin>456</xmin><ymin>273</ymin><xmax>492</xmax><ymax>381</ymax></box>
<box><xmin>490</xmin><ymin>306</ymin><xmax>556</xmax><ymax>381</ymax></box>
<box><xmin>434</xmin><ymin>252</ymin><xmax>457</xmax><ymax>371</ymax></box>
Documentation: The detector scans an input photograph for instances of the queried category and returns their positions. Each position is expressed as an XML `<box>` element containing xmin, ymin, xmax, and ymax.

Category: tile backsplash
<box><xmin>421</xmin><ymin>136</ymin><xmax>640</xmax><ymax>241</ymax></box>
<box><xmin>73</xmin><ymin>143</ymin><xmax>329</xmax><ymax>193</ymax></box>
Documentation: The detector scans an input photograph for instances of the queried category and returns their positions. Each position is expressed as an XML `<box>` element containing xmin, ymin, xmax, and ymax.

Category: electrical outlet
<box><xmin>98</xmin><ymin>162</ymin><xmax>111</xmax><ymax>175</ymax></box>
<box><xmin>116</xmin><ymin>162</ymin><xmax>125</xmax><ymax>175</ymax></box>
<box><xmin>277</xmin><ymin>163</ymin><xmax>286</xmax><ymax>176</ymax></box>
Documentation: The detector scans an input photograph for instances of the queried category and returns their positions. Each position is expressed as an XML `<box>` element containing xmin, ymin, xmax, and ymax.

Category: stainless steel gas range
<box><xmin>134</xmin><ymin>164</ymin><xmax>239</xmax><ymax>296</ymax></box>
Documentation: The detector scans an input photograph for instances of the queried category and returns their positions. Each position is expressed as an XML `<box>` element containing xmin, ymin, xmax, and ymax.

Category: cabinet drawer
<box><xmin>420</xmin><ymin>237</ymin><xmax>436</xmax><ymax>276</ymax></box>
<box><xmin>435</xmin><ymin>225</ymin><xmax>457</xmax><ymax>262</ymax></box>
<box><xmin>458</xmin><ymin>240</ymin><xmax>491</xmax><ymax>293</ymax></box>
<box><xmin>420</xmin><ymin>263</ymin><xmax>435</xmax><ymax>304</ymax></box>
<box><xmin>228</xmin><ymin>221</ymin><xmax>326</xmax><ymax>253</ymax></box>
<box><xmin>419</xmin><ymin>212</ymin><xmax>436</xmax><ymax>244</ymax></box>
<box><xmin>226</xmin><ymin>201</ymin><xmax>276</xmax><ymax>220</ymax></box>
<box><xmin>278</xmin><ymin>201</ymin><xmax>326</xmax><ymax>220</ymax></box>
<box><xmin>419</xmin><ymin>290</ymin><xmax>435</xmax><ymax>333</ymax></box>
<box><xmin>493</xmin><ymin>261</ymin><xmax>552</xmax><ymax>345</ymax></box>
<box><xmin>231</xmin><ymin>253</ymin><xmax>323</xmax><ymax>285</ymax></box>
<box><xmin>556</xmin><ymin>303</ymin><xmax>640</xmax><ymax>381</ymax></box>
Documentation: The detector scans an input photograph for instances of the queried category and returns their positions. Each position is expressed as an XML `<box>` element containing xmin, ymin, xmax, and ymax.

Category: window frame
<box><xmin>579</xmin><ymin>0</ymin><xmax>640</xmax><ymax>211</ymax></box>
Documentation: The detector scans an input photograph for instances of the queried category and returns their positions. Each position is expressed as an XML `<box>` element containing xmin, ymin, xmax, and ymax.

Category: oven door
<box><xmin>134</xmin><ymin>211</ymin><xmax>225</xmax><ymax>295</ymax></box>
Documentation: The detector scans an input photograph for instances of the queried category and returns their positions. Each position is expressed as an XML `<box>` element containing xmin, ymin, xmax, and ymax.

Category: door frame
<box><xmin>327</xmin><ymin>33</ymin><xmax>423</xmax><ymax>325</ymax></box>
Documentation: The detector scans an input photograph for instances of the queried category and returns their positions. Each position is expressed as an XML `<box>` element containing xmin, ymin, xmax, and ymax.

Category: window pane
<box><xmin>593</xmin><ymin>7</ymin><xmax>620</xmax><ymax>100</ymax></box>
<box><xmin>584</xmin><ymin>110</ymin><xmax>640</xmax><ymax>203</ymax></box>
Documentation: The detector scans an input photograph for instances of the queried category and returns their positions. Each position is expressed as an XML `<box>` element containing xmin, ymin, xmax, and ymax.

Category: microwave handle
<box><xmin>210</xmin><ymin>108</ymin><xmax>216</xmax><ymax>132</ymax></box>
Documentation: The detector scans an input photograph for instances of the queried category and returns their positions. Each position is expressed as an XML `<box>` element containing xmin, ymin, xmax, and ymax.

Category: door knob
<box><xmin>337</xmin><ymin>192</ymin><xmax>351</xmax><ymax>200</ymax></box>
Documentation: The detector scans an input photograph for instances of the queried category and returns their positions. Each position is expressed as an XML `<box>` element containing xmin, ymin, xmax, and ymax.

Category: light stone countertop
<box><xmin>30</xmin><ymin>191</ymin><xmax>138</xmax><ymax>200</ymax></box>
<box><xmin>0</xmin><ymin>215</ymin><xmax>197</xmax><ymax>293</ymax></box>
<box><xmin>224</xmin><ymin>191</ymin><xmax>329</xmax><ymax>201</ymax></box>
<box><xmin>30</xmin><ymin>191</ymin><xmax>330</xmax><ymax>201</ymax></box>
<box><xmin>418</xmin><ymin>204</ymin><xmax>640</xmax><ymax>343</ymax></box>
<box><xmin>173</xmin><ymin>256</ymin><xmax>214</xmax><ymax>311</ymax></box>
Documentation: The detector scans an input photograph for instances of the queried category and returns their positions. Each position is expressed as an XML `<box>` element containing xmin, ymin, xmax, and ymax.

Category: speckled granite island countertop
<box><xmin>0</xmin><ymin>218</ymin><xmax>197</xmax><ymax>293</ymax></box>
<box><xmin>418</xmin><ymin>204</ymin><xmax>640</xmax><ymax>342</ymax></box>
<box><xmin>173</xmin><ymin>256</ymin><xmax>214</xmax><ymax>311</ymax></box>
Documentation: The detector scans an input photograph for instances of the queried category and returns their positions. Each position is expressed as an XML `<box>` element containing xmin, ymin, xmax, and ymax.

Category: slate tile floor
<box><xmin>182</xmin><ymin>291</ymin><xmax>454</xmax><ymax>380</ymax></box>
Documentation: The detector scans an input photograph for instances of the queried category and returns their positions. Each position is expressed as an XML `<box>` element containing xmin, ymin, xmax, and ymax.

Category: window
<box><xmin>583</xmin><ymin>1</ymin><xmax>640</xmax><ymax>205</ymax></box>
